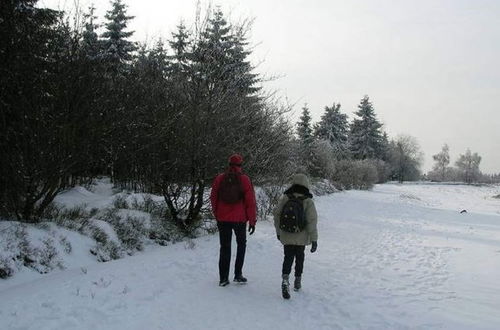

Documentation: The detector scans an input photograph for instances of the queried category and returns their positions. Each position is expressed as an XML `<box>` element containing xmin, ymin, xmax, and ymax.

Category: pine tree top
<box><xmin>101</xmin><ymin>0</ymin><xmax>136</xmax><ymax>65</ymax></box>
<box><xmin>297</xmin><ymin>105</ymin><xmax>313</xmax><ymax>143</ymax></box>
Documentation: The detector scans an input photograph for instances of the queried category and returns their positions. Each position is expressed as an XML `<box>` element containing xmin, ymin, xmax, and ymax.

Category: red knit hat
<box><xmin>228</xmin><ymin>153</ymin><xmax>243</xmax><ymax>166</ymax></box>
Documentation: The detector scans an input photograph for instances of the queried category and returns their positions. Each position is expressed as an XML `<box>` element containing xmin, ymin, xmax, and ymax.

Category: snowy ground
<box><xmin>1</xmin><ymin>183</ymin><xmax>500</xmax><ymax>329</ymax></box>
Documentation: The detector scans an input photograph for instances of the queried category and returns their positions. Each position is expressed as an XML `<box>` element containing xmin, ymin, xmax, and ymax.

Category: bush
<box><xmin>113</xmin><ymin>195</ymin><xmax>129</xmax><ymax>209</ymax></box>
<box><xmin>114</xmin><ymin>215</ymin><xmax>147</xmax><ymax>251</ymax></box>
<box><xmin>0</xmin><ymin>256</ymin><xmax>15</xmax><ymax>279</ymax></box>
<box><xmin>35</xmin><ymin>238</ymin><xmax>63</xmax><ymax>273</ymax></box>
<box><xmin>256</xmin><ymin>185</ymin><xmax>284</xmax><ymax>221</ymax></box>
<box><xmin>310</xmin><ymin>179</ymin><xmax>338</xmax><ymax>196</ymax></box>
<box><xmin>44</xmin><ymin>204</ymin><xmax>93</xmax><ymax>232</ymax></box>
<box><xmin>331</xmin><ymin>159</ymin><xmax>378</xmax><ymax>190</ymax></box>
<box><xmin>0</xmin><ymin>223</ymin><xmax>67</xmax><ymax>277</ymax></box>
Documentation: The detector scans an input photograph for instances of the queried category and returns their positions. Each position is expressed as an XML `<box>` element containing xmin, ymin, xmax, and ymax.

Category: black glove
<box><xmin>248</xmin><ymin>225</ymin><xmax>255</xmax><ymax>235</ymax></box>
<box><xmin>310</xmin><ymin>241</ymin><xmax>317</xmax><ymax>253</ymax></box>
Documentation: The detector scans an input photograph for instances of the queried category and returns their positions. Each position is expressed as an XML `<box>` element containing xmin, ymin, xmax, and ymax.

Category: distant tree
<box><xmin>297</xmin><ymin>104</ymin><xmax>314</xmax><ymax>145</ymax></box>
<box><xmin>99</xmin><ymin>0</ymin><xmax>137</xmax><ymax>178</ymax></box>
<box><xmin>314</xmin><ymin>103</ymin><xmax>349</xmax><ymax>159</ymax></box>
<box><xmin>81</xmin><ymin>5</ymin><xmax>101</xmax><ymax>59</ymax></box>
<box><xmin>388</xmin><ymin>135</ymin><xmax>424</xmax><ymax>183</ymax></box>
<box><xmin>455</xmin><ymin>149</ymin><xmax>481</xmax><ymax>184</ymax></box>
<box><xmin>379</xmin><ymin>132</ymin><xmax>390</xmax><ymax>161</ymax></box>
<box><xmin>101</xmin><ymin>0</ymin><xmax>136</xmax><ymax>69</ymax></box>
<box><xmin>349</xmin><ymin>95</ymin><xmax>384</xmax><ymax>160</ymax></box>
<box><xmin>431</xmin><ymin>144</ymin><xmax>450</xmax><ymax>181</ymax></box>
<box><xmin>296</xmin><ymin>104</ymin><xmax>319</xmax><ymax>176</ymax></box>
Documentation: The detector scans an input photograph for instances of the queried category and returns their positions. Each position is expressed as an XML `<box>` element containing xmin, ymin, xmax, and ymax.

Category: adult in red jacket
<box><xmin>210</xmin><ymin>154</ymin><xmax>257</xmax><ymax>287</ymax></box>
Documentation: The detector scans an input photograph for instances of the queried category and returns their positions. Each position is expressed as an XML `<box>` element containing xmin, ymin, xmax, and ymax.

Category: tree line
<box><xmin>294</xmin><ymin>97</ymin><xmax>424</xmax><ymax>188</ymax></box>
<box><xmin>1</xmin><ymin>0</ymin><xmax>496</xmax><ymax>226</ymax></box>
<box><xmin>0</xmin><ymin>0</ymin><xmax>292</xmax><ymax>225</ymax></box>
<box><xmin>428</xmin><ymin>144</ymin><xmax>499</xmax><ymax>184</ymax></box>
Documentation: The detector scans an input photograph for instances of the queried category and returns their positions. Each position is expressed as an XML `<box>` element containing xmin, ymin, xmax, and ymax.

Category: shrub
<box><xmin>331</xmin><ymin>159</ymin><xmax>378</xmax><ymax>190</ymax></box>
<box><xmin>112</xmin><ymin>195</ymin><xmax>129</xmax><ymax>209</ymax></box>
<box><xmin>114</xmin><ymin>215</ymin><xmax>147</xmax><ymax>251</ymax></box>
<box><xmin>0</xmin><ymin>256</ymin><xmax>15</xmax><ymax>279</ymax></box>
<box><xmin>36</xmin><ymin>238</ymin><xmax>63</xmax><ymax>273</ymax></box>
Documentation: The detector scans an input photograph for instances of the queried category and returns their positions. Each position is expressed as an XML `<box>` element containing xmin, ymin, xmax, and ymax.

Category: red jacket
<box><xmin>210</xmin><ymin>166</ymin><xmax>257</xmax><ymax>226</ymax></box>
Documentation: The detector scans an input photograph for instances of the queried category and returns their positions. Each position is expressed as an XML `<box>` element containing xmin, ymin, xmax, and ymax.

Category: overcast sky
<box><xmin>42</xmin><ymin>0</ymin><xmax>500</xmax><ymax>173</ymax></box>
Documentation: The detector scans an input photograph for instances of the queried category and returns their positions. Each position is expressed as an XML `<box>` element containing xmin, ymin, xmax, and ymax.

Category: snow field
<box><xmin>1</xmin><ymin>183</ymin><xmax>500</xmax><ymax>329</ymax></box>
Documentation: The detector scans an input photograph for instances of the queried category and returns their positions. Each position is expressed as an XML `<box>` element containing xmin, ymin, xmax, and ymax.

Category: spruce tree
<box><xmin>169</xmin><ymin>23</ymin><xmax>190</xmax><ymax>65</ymax></box>
<box><xmin>297</xmin><ymin>104</ymin><xmax>314</xmax><ymax>145</ymax></box>
<box><xmin>81</xmin><ymin>5</ymin><xmax>101</xmax><ymax>59</ymax></box>
<box><xmin>98</xmin><ymin>0</ymin><xmax>138</xmax><ymax>179</ymax></box>
<box><xmin>0</xmin><ymin>0</ymin><xmax>85</xmax><ymax>220</ymax></box>
<box><xmin>101</xmin><ymin>0</ymin><xmax>136</xmax><ymax>69</ymax></box>
<box><xmin>314</xmin><ymin>103</ymin><xmax>349</xmax><ymax>159</ymax></box>
<box><xmin>349</xmin><ymin>95</ymin><xmax>384</xmax><ymax>160</ymax></box>
<box><xmin>296</xmin><ymin>104</ymin><xmax>322</xmax><ymax>176</ymax></box>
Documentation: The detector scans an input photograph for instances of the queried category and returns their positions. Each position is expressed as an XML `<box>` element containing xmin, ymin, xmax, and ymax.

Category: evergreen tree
<box><xmin>98</xmin><ymin>0</ymin><xmax>137</xmax><ymax>178</ymax></box>
<box><xmin>314</xmin><ymin>103</ymin><xmax>349</xmax><ymax>159</ymax></box>
<box><xmin>101</xmin><ymin>0</ymin><xmax>136</xmax><ymax>69</ymax></box>
<box><xmin>296</xmin><ymin>104</ymin><xmax>322</xmax><ymax>176</ymax></box>
<box><xmin>379</xmin><ymin>132</ymin><xmax>390</xmax><ymax>160</ymax></box>
<box><xmin>169</xmin><ymin>22</ymin><xmax>191</xmax><ymax>71</ymax></box>
<box><xmin>81</xmin><ymin>5</ymin><xmax>101</xmax><ymax>59</ymax></box>
<box><xmin>297</xmin><ymin>104</ymin><xmax>314</xmax><ymax>145</ymax></box>
<box><xmin>0</xmin><ymin>0</ymin><xmax>91</xmax><ymax>220</ymax></box>
<box><xmin>349</xmin><ymin>95</ymin><xmax>384</xmax><ymax>160</ymax></box>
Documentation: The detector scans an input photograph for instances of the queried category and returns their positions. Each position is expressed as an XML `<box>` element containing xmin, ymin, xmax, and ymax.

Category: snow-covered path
<box><xmin>1</xmin><ymin>184</ymin><xmax>500</xmax><ymax>329</ymax></box>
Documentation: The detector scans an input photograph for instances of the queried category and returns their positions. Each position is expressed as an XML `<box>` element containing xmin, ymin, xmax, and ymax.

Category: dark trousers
<box><xmin>218</xmin><ymin>221</ymin><xmax>247</xmax><ymax>281</ymax></box>
<box><xmin>282</xmin><ymin>245</ymin><xmax>305</xmax><ymax>277</ymax></box>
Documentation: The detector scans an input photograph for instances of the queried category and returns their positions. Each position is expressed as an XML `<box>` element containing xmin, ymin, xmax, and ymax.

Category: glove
<box><xmin>277</xmin><ymin>234</ymin><xmax>280</xmax><ymax>241</ymax></box>
<box><xmin>310</xmin><ymin>241</ymin><xmax>317</xmax><ymax>253</ymax></box>
<box><xmin>248</xmin><ymin>225</ymin><xmax>255</xmax><ymax>235</ymax></box>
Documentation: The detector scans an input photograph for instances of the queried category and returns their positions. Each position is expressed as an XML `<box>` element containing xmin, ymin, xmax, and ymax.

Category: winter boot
<box><xmin>219</xmin><ymin>279</ymin><xmax>230</xmax><ymax>287</ymax></box>
<box><xmin>233</xmin><ymin>275</ymin><xmax>248</xmax><ymax>284</ymax></box>
<box><xmin>294</xmin><ymin>276</ymin><xmax>302</xmax><ymax>291</ymax></box>
<box><xmin>281</xmin><ymin>274</ymin><xmax>290</xmax><ymax>299</ymax></box>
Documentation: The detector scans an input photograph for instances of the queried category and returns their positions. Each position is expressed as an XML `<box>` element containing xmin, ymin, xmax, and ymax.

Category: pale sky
<box><xmin>42</xmin><ymin>0</ymin><xmax>500</xmax><ymax>173</ymax></box>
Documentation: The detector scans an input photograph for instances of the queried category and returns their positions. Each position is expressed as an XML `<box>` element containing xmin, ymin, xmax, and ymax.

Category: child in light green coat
<box><xmin>274</xmin><ymin>173</ymin><xmax>318</xmax><ymax>299</ymax></box>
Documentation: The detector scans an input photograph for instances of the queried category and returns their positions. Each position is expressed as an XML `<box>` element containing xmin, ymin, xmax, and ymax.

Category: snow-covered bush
<box><xmin>0</xmin><ymin>223</ymin><xmax>68</xmax><ymax>278</ymax></box>
<box><xmin>0</xmin><ymin>255</ymin><xmax>15</xmax><ymax>279</ymax></box>
<box><xmin>35</xmin><ymin>238</ymin><xmax>63</xmax><ymax>274</ymax></box>
<box><xmin>310</xmin><ymin>179</ymin><xmax>338</xmax><ymax>196</ymax></box>
<box><xmin>86</xmin><ymin>221</ymin><xmax>122</xmax><ymax>262</ymax></box>
<box><xmin>331</xmin><ymin>159</ymin><xmax>378</xmax><ymax>190</ymax></box>
<box><xmin>310</xmin><ymin>139</ymin><xmax>337</xmax><ymax>179</ymax></box>
<box><xmin>130</xmin><ymin>195</ymin><xmax>158</xmax><ymax>214</ymax></box>
<box><xmin>112</xmin><ymin>195</ymin><xmax>129</xmax><ymax>209</ymax></box>
<box><xmin>256</xmin><ymin>185</ymin><xmax>285</xmax><ymax>221</ymax></box>
<box><xmin>115</xmin><ymin>215</ymin><xmax>148</xmax><ymax>252</ymax></box>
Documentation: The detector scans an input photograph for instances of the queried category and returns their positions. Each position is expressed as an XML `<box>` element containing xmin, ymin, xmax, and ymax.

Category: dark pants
<box><xmin>282</xmin><ymin>245</ymin><xmax>305</xmax><ymax>276</ymax></box>
<box><xmin>218</xmin><ymin>221</ymin><xmax>247</xmax><ymax>281</ymax></box>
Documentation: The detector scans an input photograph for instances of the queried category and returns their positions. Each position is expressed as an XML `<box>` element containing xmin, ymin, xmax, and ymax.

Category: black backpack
<box><xmin>218</xmin><ymin>172</ymin><xmax>244</xmax><ymax>204</ymax></box>
<box><xmin>279</xmin><ymin>194</ymin><xmax>307</xmax><ymax>233</ymax></box>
